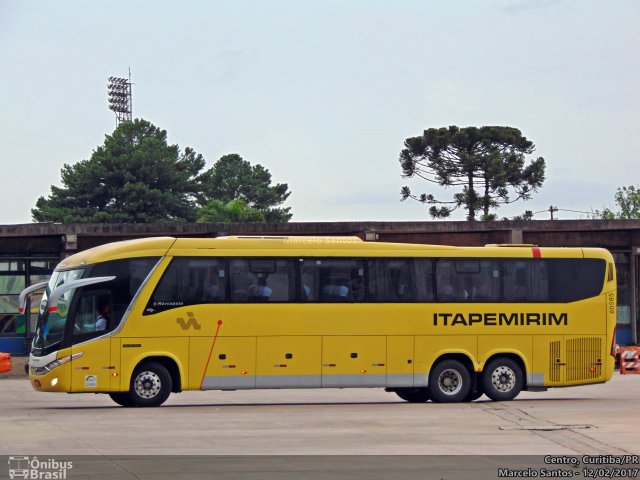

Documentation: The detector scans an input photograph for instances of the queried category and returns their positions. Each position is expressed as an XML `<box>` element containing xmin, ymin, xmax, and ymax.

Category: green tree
<box><xmin>197</xmin><ymin>199</ymin><xmax>265</xmax><ymax>223</ymax></box>
<box><xmin>198</xmin><ymin>154</ymin><xmax>292</xmax><ymax>222</ymax></box>
<box><xmin>592</xmin><ymin>186</ymin><xmax>640</xmax><ymax>219</ymax></box>
<box><xmin>32</xmin><ymin>119</ymin><xmax>205</xmax><ymax>222</ymax></box>
<box><xmin>503</xmin><ymin>210</ymin><xmax>534</xmax><ymax>221</ymax></box>
<box><xmin>399</xmin><ymin>126</ymin><xmax>546</xmax><ymax>221</ymax></box>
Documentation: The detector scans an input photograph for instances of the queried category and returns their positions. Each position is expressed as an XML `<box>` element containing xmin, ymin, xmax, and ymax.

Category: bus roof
<box><xmin>57</xmin><ymin>237</ymin><xmax>176</xmax><ymax>270</ymax></box>
<box><xmin>56</xmin><ymin>236</ymin><xmax>613</xmax><ymax>270</ymax></box>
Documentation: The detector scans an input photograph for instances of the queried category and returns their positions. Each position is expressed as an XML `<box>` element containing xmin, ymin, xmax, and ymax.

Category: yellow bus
<box><xmin>23</xmin><ymin>236</ymin><xmax>617</xmax><ymax>407</ymax></box>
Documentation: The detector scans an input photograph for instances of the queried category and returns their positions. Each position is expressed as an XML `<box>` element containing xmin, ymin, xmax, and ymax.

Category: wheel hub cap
<box><xmin>438</xmin><ymin>368</ymin><xmax>462</xmax><ymax>395</ymax></box>
<box><xmin>135</xmin><ymin>371</ymin><xmax>161</xmax><ymax>399</ymax></box>
<box><xmin>491</xmin><ymin>366</ymin><xmax>516</xmax><ymax>392</ymax></box>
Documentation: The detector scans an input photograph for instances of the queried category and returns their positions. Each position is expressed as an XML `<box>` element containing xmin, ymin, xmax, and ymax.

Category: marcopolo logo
<box><xmin>176</xmin><ymin>312</ymin><xmax>201</xmax><ymax>331</ymax></box>
<box><xmin>8</xmin><ymin>456</ymin><xmax>72</xmax><ymax>479</ymax></box>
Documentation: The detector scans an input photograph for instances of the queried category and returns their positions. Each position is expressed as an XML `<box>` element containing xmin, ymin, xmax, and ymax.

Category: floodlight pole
<box><xmin>107</xmin><ymin>72</ymin><xmax>133</xmax><ymax>126</ymax></box>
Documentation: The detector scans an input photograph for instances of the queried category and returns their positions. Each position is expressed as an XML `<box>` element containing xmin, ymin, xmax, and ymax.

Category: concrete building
<box><xmin>1</xmin><ymin>220</ymin><xmax>638</xmax><ymax>355</ymax></box>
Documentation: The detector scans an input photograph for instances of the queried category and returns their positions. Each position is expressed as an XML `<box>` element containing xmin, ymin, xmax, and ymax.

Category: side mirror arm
<box><xmin>47</xmin><ymin>276</ymin><xmax>116</xmax><ymax>312</ymax></box>
<box><xmin>18</xmin><ymin>281</ymin><xmax>49</xmax><ymax>313</ymax></box>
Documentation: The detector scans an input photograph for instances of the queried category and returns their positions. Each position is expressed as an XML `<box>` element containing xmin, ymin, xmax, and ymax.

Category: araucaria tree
<box><xmin>32</xmin><ymin>119</ymin><xmax>205</xmax><ymax>222</ymax></box>
<box><xmin>399</xmin><ymin>126</ymin><xmax>546</xmax><ymax>221</ymax></box>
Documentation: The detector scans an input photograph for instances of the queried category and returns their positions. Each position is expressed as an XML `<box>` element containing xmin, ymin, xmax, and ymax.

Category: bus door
<box><xmin>69</xmin><ymin>289</ymin><xmax>114</xmax><ymax>392</ymax></box>
<box><xmin>321</xmin><ymin>335</ymin><xmax>386</xmax><ymax>387</ymax></box>
<box><xmin>386</xmin><ymin>336</ymin><xmax>415</xmax><ymax>388</ymax></box>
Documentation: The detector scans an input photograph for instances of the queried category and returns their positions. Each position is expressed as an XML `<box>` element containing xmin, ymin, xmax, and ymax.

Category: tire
<box><xmin>394</xmin><ymin>388</ymin><xmax>430</xmax><ymax>403</ymax></box>
<box><xmin>109</xmin><ymin>392</ymin><xmax>136</xmax><ymax>407</ymax></box>
<box><xmin>428</xmin><ymin>359</ymin><xmax>471</xmax><ymax>403</ymax></box>
<box><xmin>128</xmin><ymin>361</ymin><xmax>172</xmax><ymax>407</ymax></box>
<box><xmin>461</xmin><ymin>373</ymin><xmax>482</xmax><ymax>402</ymax></box>
<box><xmin>463</xmin><ymin>389</ymin><xmax>484</xmax><ymax>402</ymax></box>
<box><xmin>482</xmin><ymin>357</ymin><xmax>524</xmax><ymax>402</ymax></box>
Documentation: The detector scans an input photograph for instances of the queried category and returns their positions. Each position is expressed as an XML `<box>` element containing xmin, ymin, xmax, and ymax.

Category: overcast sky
<box><xmin>1</xmin><ymin>0</ymin><xmax>638</xmax><ymax>224</ymax></box>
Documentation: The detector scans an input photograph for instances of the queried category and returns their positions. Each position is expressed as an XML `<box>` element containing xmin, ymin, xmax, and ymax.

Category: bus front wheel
<box><xmin>482</xmin><ymin>358</ymin><xmax>524</xmax><ymax>402</ymax></box>
<box><xmin>128</xmin><ymin>361</ymin><xmax>172</xmax><ymax>407</ymax></box>
<box><xmin>428</xmin><ymin>359</ymin><xmax>471</xmax><ymax>403</ymax></box>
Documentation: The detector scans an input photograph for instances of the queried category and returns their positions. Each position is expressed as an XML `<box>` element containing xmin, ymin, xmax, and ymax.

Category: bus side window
<box><xmin>466</xmin><ymin>260</ymin><xmax>500</xmax><ymax>302</ymax></box>
<box><xmin>503</xmin><ymin>261</ymin><xmax>532</xmax><ymax>302</ymax></box>
<box><xmin>72</xmin><ymin>289</ymin><xmax>112</xmax><ymax>337</ymax></box>
<box><xmin>436</xmin><ymin>259</ymin><xmax>500</xmax><ymax>303</ymax></box>
<box><xmin>230</xmin><ymin>259</ymin><xmax>295</xmax><ymax>303</ymax></box>
<box><xmin>86</xmin><ymin>257</ymin><xmax>157</xmax><ymax>321</ymax></box>
<box><xmin>368</xmin><ymin>258</ymin><xmax>433</xmax><ymax>302</ymax></box>
<box><xmin>145</xmin><ymin>258</ymin><xmax>226</xmax><ymax>313</ymax></box>
<box><xmin>300</xmin><ymin>260</ymin><xmax>319</xmax><ymax>302</ymax></box>
<box><xmin>546</xmin><ymin>259</ymin><xmax>605</xmax><ymax>303</ymax></box>
<box><xmin>300</xmin><ymin>259</ymin><xmax>365</xmax><ymax>302</ymax></box>
<box><xmin>436</xmin><ymin>260</ymin><xmax>464</xmax><ymax>302</ymax></box>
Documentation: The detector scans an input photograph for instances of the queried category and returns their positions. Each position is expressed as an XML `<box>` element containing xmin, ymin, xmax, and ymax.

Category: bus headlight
<box><xmin>30</xmin><ymin>352</ymin><xmax>83</xmax><ymax>376</ymax></box>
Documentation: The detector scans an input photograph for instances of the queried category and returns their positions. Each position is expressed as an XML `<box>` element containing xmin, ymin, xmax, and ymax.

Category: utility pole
<box><xmin>549</xmin><ymin>205</ymin><xmax>558</xmax><ymax>220</ymax></box>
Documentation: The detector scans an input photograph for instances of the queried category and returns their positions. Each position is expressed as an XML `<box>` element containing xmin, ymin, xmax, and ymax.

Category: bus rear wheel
<box><xmin>394</xmin><ymin>388</ymin><xmax>430</xmax><ymax>403</ymax></box>
<box><xmin>428</xmin><ymin>359</ymin><xmax>471</xmax><ymax>403</ymax></box>
<box><xmin>482</xmin><ymin>358</ymin><xmax>524</xmax><ymax>402</ymax></box>
<box><xmin>128</xmin><ymin>361</ymin><xmax>172</xmax><ymax>407</ymax></box>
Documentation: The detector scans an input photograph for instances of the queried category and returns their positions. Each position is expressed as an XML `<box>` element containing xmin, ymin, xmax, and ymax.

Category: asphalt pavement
<box><xmin>1</xmin><ymin>369</ymin><xmax>639</xmax><ymax>479</ymax></box>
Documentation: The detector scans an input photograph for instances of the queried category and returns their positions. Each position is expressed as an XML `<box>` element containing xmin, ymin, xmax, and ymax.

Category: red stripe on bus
<box><xmin>532</xmin><ymin>247</ymin><xmax>541</xmax><ymax>258</ymax></box>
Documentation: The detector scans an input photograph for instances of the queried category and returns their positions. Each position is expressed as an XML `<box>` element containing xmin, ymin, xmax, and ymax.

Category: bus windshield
<box><xmin>32</xmin><ymin>268</ymin><xmax>86</xmax><ymax>351</ymax></box>
<box><xmin>31</xmin><ymin>257</ymin><xmax>159</xmax><ymax>356</ymax></box>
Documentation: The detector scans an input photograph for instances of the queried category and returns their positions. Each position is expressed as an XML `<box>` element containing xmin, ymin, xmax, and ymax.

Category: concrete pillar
<box><xmin>510</xmin><ymin>229</ymin><xmax>523</xmax><ymax>244</ymax></box>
